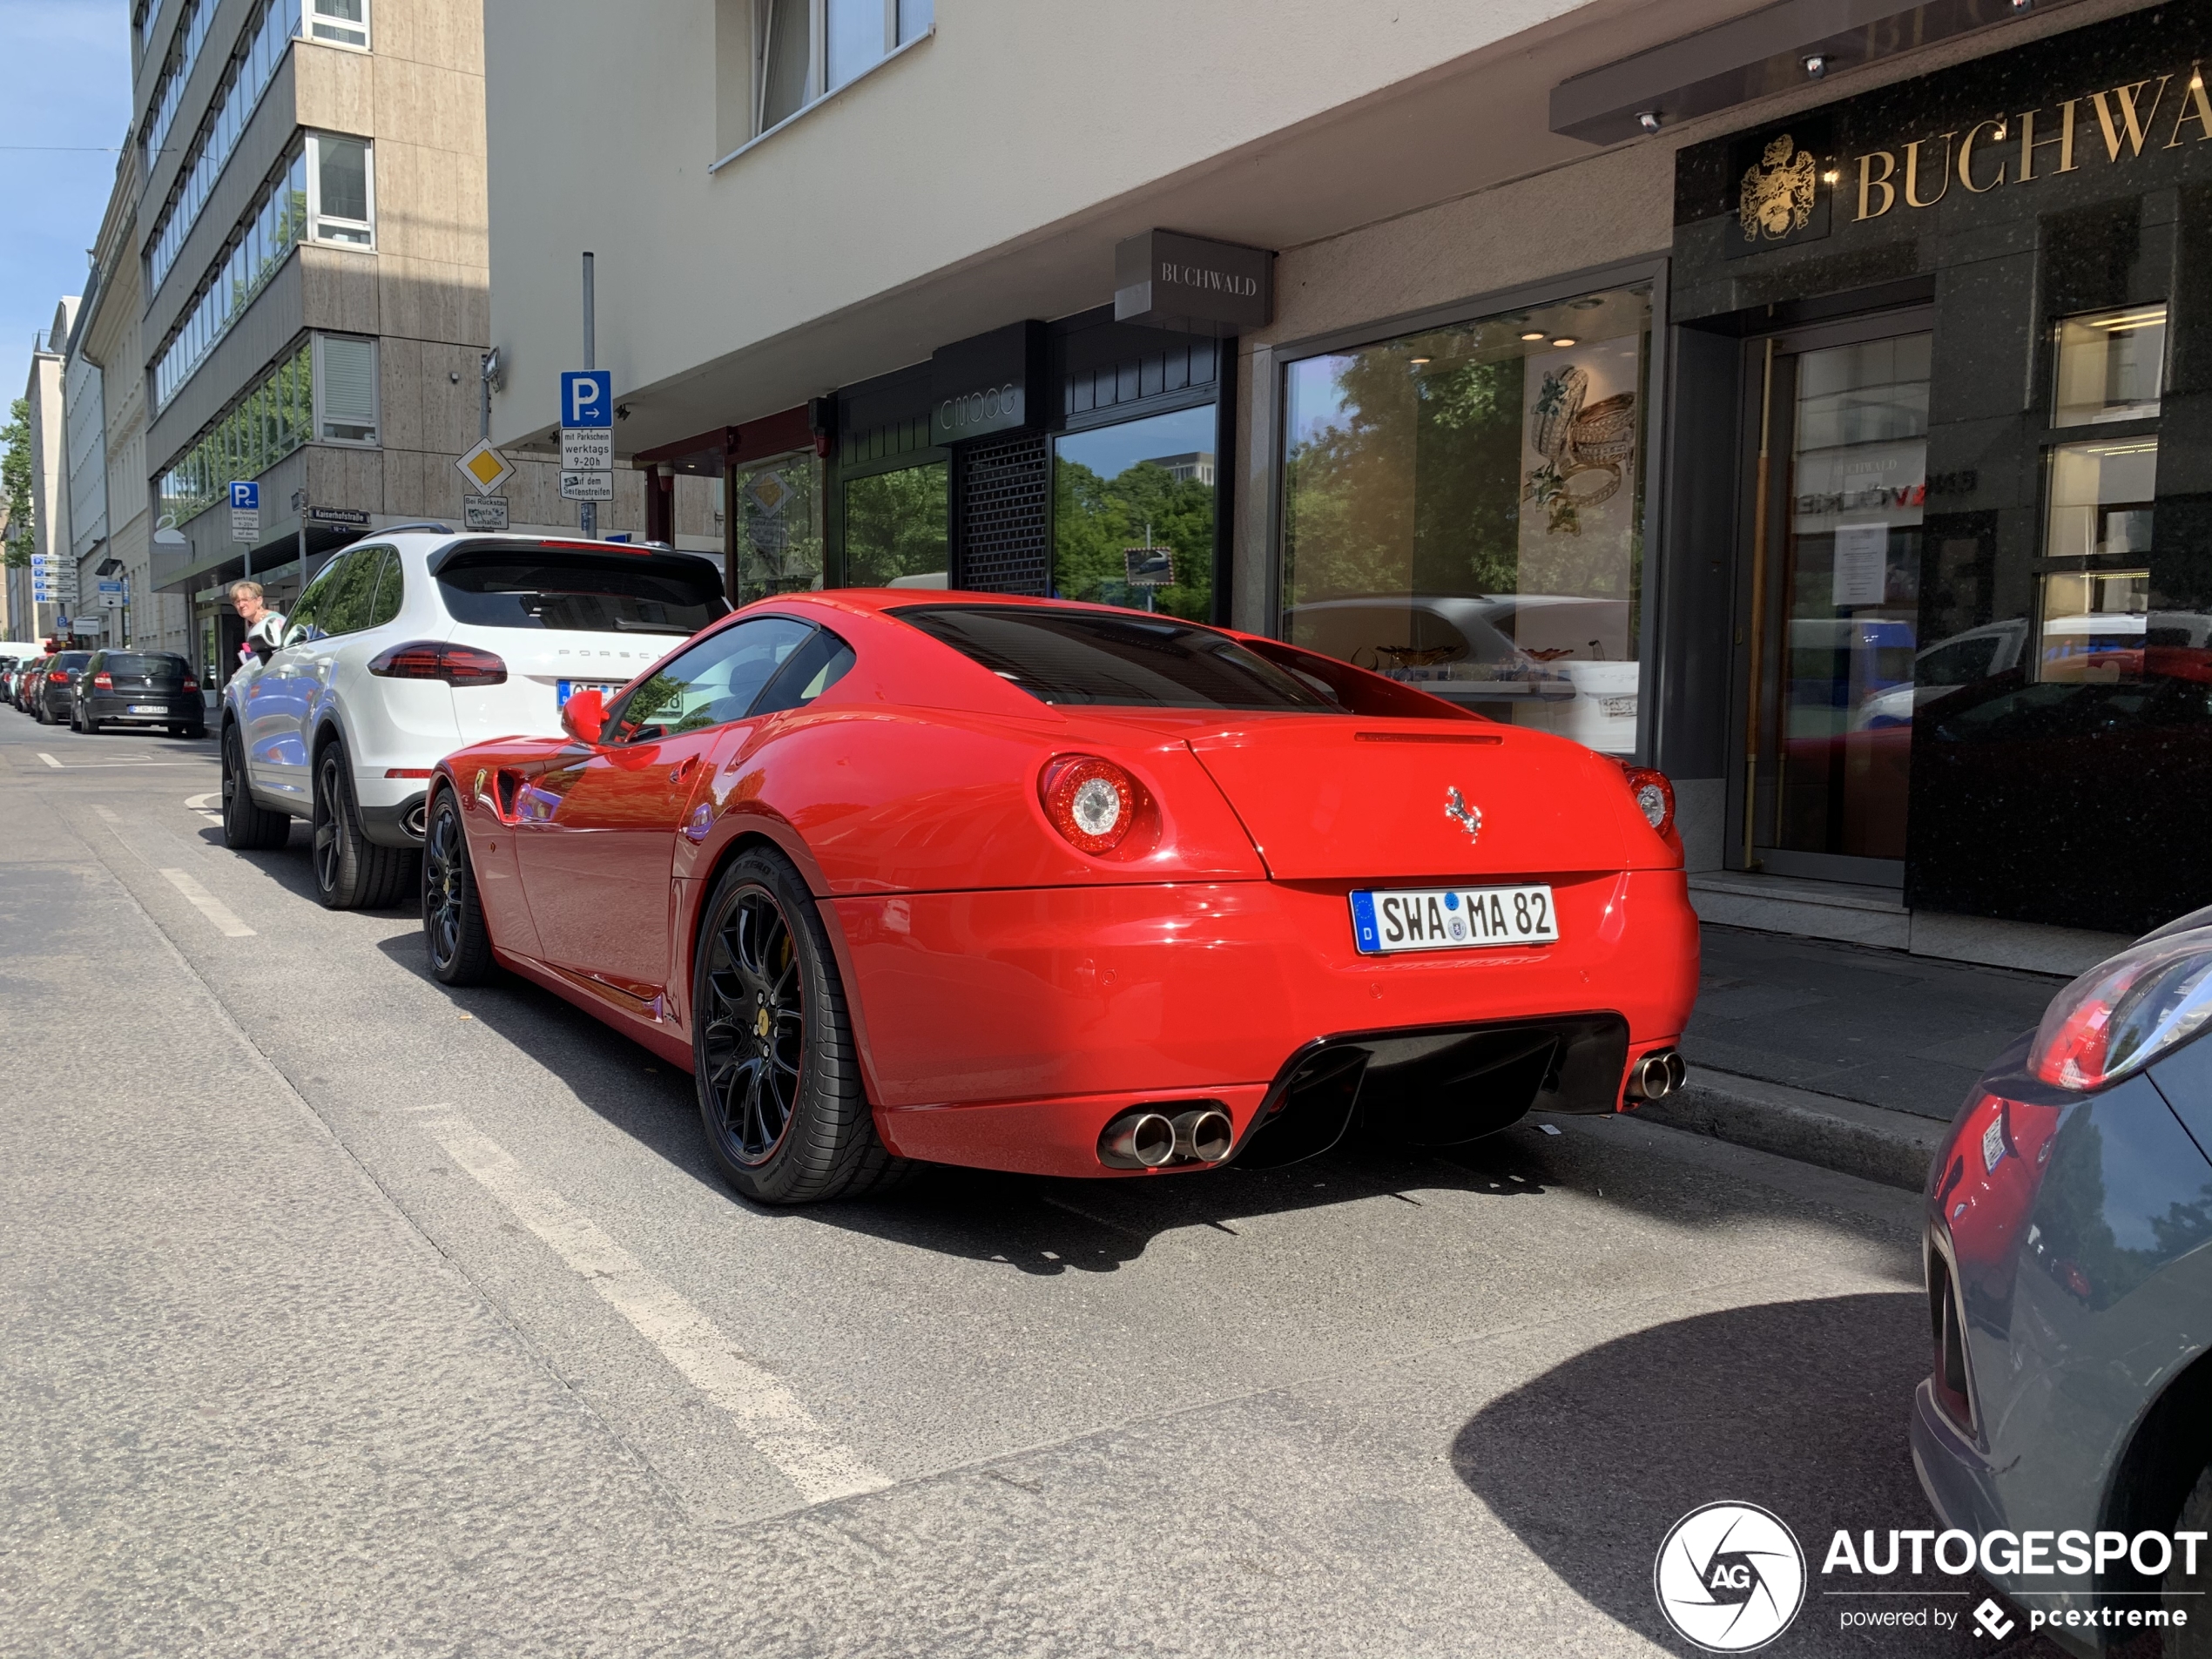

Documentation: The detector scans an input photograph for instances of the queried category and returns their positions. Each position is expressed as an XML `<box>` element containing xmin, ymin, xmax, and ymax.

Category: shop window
<box><xmin>2052</xmin><ymin>305</ymin><xmax>2164</xmax><ymax>428</ymax></box>
<box><xmin>842</xmin><ymin>462</ymin><xmax>947</xmax><ymax>586</ymax></box>
<box><xmin>308</xmin><ymin>134</ymin><xmax>374</xmax><ymax>247</ymax></box>
<box><xmin>2039</xmin><ymin>436</ymin><xmax>2156</xmax><ymax>680</ymax></box>
<box><xmin>1053</xmin><ymin>405</ymin><xmax>1215</xmax><ymax>623</ymax></box>
<box><xmin>314</xmin><ymin>334</ymin><xmax>379</xmax><ymax>445</ymax></box>
<box><xmin>730</xmin><ymin>452</ymin><xmax>825</xmax><ymax>600</ymax></box>
<box><xmin>1280</xmin><ymin>285</ymin><xmax>1650</xmax><ymax>753</ymax></box>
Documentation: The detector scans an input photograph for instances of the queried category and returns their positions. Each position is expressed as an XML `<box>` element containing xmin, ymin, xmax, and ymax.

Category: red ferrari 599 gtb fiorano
<box><xmin>425</xmin><ymin>591</ymin><xmax>1699</xmax><ymax>1204</ymax></box>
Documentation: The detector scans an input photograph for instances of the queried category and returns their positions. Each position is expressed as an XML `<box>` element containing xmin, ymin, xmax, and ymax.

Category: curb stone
<box><xmin>1632</xmin><ymin>1069</ymin><xmax>1951</xmax><ymax>1193</ymax></box>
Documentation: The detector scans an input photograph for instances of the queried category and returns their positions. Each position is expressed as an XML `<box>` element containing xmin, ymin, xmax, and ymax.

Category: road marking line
<box><xmin>37</xmin><ymin>752</ymin><xmax>61</xmax><ymax>768</ymax></box>
<box><xmin>155</xmin><ymin>868</ymin><xmax>257</xmax><ymax>937</ymax></box>
<box><xmin>185</xmin><ymin>792</ymin><xmax>219</xmax><ymax>810</ymax></box>
<box><xmin>431</xmin><ymin>1123</ymin><xmax>888</xmax><ymax>1505</ymax></box>
<box><xmin>93</xmin><ymin>804</ymin><xmax>122</xmax><ymax>823</ymax></box>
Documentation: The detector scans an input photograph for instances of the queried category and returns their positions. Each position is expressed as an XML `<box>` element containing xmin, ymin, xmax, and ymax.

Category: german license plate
<box><xmin>556</xmin><ymin>679</ymin><xmax>622</xmax><ymax>706</ymax></box>
<box><xmin>128</xmin><ymin>704</ymin><xmax>165</xmax><ymax>714</ymax></box>
<box><xmin>1350</xmin><ymin>884</ymin><xmax>1560</xmax><ymax>954</ymax></box>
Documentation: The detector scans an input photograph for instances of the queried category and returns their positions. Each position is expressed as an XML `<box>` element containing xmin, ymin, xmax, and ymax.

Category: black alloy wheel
<box><xmin>311</xmin><ymin>741</ymin><xmax>413</xmax><ymax>909</ymax></box>
<box><xmin>422</xmin><ymin>787</ymin><xmax>493</xmax><ymax>985</ymax></box>
<box><xmin>691</xmin><ymin>848</ymin><xmax>908</xmax><ymax>1204</ymax></box>
<box><xmin>220</xmin><ymin>725</ymin><xmax>290</xmax><ymax>850</ymax></box>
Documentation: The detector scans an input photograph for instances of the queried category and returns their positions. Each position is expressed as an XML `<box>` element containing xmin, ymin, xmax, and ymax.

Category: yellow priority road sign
<box><xmin>455</xmin><ymin>439</ymin><xmax>516</xmax><ymax>496</ymax></box>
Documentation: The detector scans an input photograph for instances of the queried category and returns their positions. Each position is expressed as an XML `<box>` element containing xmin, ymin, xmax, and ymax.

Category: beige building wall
<box><xmin>24</xmin><ymin>314</ymin><xmax>73</xmax><ymax>640</ymax></box>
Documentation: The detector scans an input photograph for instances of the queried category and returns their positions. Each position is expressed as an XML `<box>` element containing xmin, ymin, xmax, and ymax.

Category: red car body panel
<box><xmin>435</xmin><ymin>590</ymin><xmax>1702</xmax><ymax>1179</ymax></box>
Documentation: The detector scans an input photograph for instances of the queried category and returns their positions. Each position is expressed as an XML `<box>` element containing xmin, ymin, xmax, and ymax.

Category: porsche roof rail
<box><xmin>380</xmin><ymin>521</ymin><xmax>455</xmax><ymax>536</ymax></box>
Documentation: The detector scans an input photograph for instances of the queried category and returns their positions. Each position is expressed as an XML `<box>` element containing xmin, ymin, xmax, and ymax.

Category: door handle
<box><xmin>670</xmin><ymin>756</ymin><xmax>698</xmax><ymax>785</ymax></box>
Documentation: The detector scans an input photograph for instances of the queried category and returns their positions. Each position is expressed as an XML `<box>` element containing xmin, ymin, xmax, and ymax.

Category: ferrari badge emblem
<box><xmin>1739</xmin><ymin>133</ymin><xmax>1817</xmax><ymax>243</ymax></box>
<box><xmin>1445</xmin><ymin>786</ymin><xmax>1482</xmax><ymax>842</ymax></box>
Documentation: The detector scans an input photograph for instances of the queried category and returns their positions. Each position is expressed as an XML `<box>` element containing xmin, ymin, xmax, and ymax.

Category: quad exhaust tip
<box><xmin>1626</xmin><ymin>1048</ymin><xmax>1688</xmax><ymax>1103</ymax></box>
<box><xmin>1099</xmin><ymin>1104</ymin><xmax>1234</xmax><ymax>1170</ymax></box>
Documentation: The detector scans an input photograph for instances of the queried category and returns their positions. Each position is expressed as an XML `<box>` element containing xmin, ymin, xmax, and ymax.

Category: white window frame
<box><xmin>312</xmin><ymin>332</ymin><xmax>381</xmax><ymax>447</ymax></box>
<box><xmin>732</xmin><ymin>0</ymin><xmax>929</xmax><ymax>160</ymax></box>
<box><xmin>305</xmin><ymin>0</ymin><xmax>370</xmax><ymax>50</ymax></box>
<box><xmin>306</xmin><ymin>132</ymin><xmax>375</xmax><ymax>249</ymax></box>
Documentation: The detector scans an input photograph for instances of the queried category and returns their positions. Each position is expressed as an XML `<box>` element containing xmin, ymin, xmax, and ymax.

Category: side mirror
<box><xmin>561</xmin><ymin>688</ymin><xmax>607</xmax><ymax>744</ymax></box>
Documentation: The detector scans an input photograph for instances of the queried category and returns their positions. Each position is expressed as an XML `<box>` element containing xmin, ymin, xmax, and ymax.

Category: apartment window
<box><xmin>756</xmin><ymin>0</ymin><xmax>930</xmax><ymax>134</ymax></box>
<box><xmin>307</xmin><ymin>0</ymin><xmax>368</xmax><ymax>48</ymax></box>
<box><xmin>142</xmin><ymin>0</ymin><xmax>212</xmax><ymax>169</ymax></box>
<box><xmin>157</xmin><ymin>341</ymin><xmax>313</xmax><ymax>527</ymax></box>
<box><xmin>152</xmin><ymin>145</ymin><xmax>310</xmax><ymax>411</ymax></box>
<box><xmin>308</xmin><ymin>134</ymin><xmax>374</xmax><ymax>246</ymax></box>
<box><xmin>314</xmin><ymin>334</ymin><xmax>379</xmax><ymax>444</ymax></box>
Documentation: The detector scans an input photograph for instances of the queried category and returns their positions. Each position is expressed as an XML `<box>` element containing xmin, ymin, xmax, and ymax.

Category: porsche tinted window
<box><xmin>437</xmin><ymin>550</ymin><xmax>727</xmax><ymax>635</ymax></box>
<box><xmin>894</xmin><ymin>605</ymin><xmax>1337</xmax><ymax>711</ymax></box>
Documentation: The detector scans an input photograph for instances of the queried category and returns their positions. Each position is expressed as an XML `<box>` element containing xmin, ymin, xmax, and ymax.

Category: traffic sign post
<box><xmin>455</xmin><ymin>440</ymin><xmax>514</xmax><ymax>531</ymax></box>
<box><xmin>462</xmin><ymin>496</ymin><xmax>510</xmax><ymax>530</ymax></box>
<box><xmin>559</xmin><ymin>366</ymin><xmax>614</xmax><ymax>526</ymax></box>
<box><xmin>230</xmin><ymin>479</ymin><xmax>261</xmax><ymax>549</ymax></box>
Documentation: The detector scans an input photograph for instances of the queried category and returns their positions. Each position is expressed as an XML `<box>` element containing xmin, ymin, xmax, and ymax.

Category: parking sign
<box><xmin>560</xmin><ymin>371</ymin><xmax>612</xmax><ymax>428</ymax></box>
<box><xmin>229</xmin><ymin>481</ymin><xmax>260</xmax><ymax>512</ymax></box>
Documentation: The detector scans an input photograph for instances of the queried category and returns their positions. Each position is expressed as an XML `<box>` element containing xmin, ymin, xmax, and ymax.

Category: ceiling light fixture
<box><xmin>1822</xmin><ymin>169</ymin><xmax>1841</xmax><ymax>185</ymax></box>
<box><xmin>1521</xmin><ymin>331</ymin><xmax>1546</xmax><ymax>341</ymax></box>
<box><xmin>1409</xmin><ymin>356</ymin><xmax>1432</xmax><ymax>366</ymax></box>
<box><xmin>1804</xmin><ymin>53</ymin><xmax>1827</xmax><ymax>78</ymax></box>
<box><xmin>1552</xmin><ymin>337</ymin><xmax>1577</xmax><ymax>347</ymax></box>
<box><xmin>1636</xmin><ymin>111</ymin><xmax>1662</xmax><ymax>135</ymax></box>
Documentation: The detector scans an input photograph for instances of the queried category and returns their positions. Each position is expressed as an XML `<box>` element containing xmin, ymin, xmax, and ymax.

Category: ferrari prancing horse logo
<box><xmin>1445</xmin><ymin>786</ymin><xmax>1482</xmax><ymax>843</ymax></box>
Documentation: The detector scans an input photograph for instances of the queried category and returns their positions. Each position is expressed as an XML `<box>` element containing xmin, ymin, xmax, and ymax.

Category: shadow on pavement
<box><xmin>1451</xmin><ymin>1292</ymin><xmax>2069</xmax><ymax>1656</ymax></box>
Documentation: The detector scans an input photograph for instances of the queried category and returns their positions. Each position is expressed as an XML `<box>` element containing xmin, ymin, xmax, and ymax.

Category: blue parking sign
<box><xmin>561</xmin><ymin>370</ymin><xmax>612</xmax><ymax>428</ymax></box>
<box><xmin>229</xmin><ymin>480</ymin><xmax>260</xmax><ymax>511</ymax></box>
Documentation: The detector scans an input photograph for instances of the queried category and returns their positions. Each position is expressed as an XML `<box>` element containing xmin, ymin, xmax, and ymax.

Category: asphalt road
<box><xmin>0</xmin><ymin>705</ymin><xmax>2054</xmax><ymax>1658</ymax></box>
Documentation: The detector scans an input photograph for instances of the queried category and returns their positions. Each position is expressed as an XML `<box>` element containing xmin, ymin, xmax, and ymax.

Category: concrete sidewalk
<box><xmin>1639</xmin><ymin>926</ymin><xmax>2076</xmax><ymax>1190</ymax></box>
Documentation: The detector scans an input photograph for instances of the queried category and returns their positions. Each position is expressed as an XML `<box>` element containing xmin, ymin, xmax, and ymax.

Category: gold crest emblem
<box><xmin>1739</xmin><ymin>134</ymin><xmax>1817</xmax><ymax>243</ymax></box>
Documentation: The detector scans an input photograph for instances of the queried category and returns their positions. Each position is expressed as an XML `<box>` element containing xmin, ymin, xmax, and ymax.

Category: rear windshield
<box><xmin>436</xmin><ymin>549</ymin><xmax>728</xmax><ymax>636</ymax></box>
<box><xmin>53</xmin><ymin>652</ymin><xmax>91</xmax><ymax>670</ymax></box>
<box><xmin>104</xmin><ymin>653</ymin><xmax>185</xmax><ymax>676</ymax></box>
<box><xmin>894</xmin><ymin>604</ymin><xmax>1339</xmax><ymax>711</ymax></box>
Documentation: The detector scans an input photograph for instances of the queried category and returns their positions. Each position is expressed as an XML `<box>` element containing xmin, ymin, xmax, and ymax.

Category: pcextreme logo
<box><xmin>1654</xmin><ymin>1502</ymin><xmax>1808</xmax><ymax>1652</ymax></box>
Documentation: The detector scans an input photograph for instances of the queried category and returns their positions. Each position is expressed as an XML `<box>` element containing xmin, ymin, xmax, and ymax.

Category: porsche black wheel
<box><xmin>692</xmin><ymin>848</ymin><xmax>907</xmax><ymax>1204</ymax></box>
<box><xmin>422</xmin><ymin>787</ymin><xmax>494</xmax><ymax>985</ymax></box>
<box><xmin>312</xmin><ymin>741</ymin><xmax>413</xmax><ymax>910</ymax></box>
<box><xmin>221</xmin><ymin>725</ymin><xmax>290</xmax><ymax>851</ymax></box>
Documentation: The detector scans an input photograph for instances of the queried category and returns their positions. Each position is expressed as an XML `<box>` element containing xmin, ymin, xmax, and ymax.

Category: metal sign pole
<box><xmin>581</xmin><ymin>252</ymin><xmax>597</xmax><ymax>539</ymax></box>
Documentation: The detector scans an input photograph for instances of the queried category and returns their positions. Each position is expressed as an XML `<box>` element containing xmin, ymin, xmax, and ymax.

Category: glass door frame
<box><xmin>1732</xmin><ymin>302</ymin><xmax>1933</xmax><ymax>888</ymax></box>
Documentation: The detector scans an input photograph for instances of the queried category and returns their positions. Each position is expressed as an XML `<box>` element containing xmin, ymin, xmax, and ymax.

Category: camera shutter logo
<box><xmin>1654</xmin><ymin>1501</ymin><xmax>1806</xmax><ymax>1652</ymax></box>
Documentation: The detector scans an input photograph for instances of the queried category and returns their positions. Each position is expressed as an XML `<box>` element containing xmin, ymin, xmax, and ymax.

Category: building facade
<box><xmin>483</xmin><ymin>0</ymin><xmax>2194</xmax><ymax>969</ymax></box>
<box><xmin>18</xmin><ymin>302</ymin><xmax>77</xmax><ymax>644</ymax></box>
<box><xmin>130</xmin><ymin>0</ymin><xmax>581</xmax><ymax>685</ymax></box>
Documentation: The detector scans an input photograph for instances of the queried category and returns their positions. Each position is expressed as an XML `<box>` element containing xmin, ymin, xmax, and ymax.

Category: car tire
<box><xmin>79</xmin><ymin>705</ymin><xmax>99</xmax><ymax>735</ymax></box>
<box><xmin>691</xmin><ymin>847</ymin><xmax>910</xmax><ymax>1205</ymax></box>
<box><xmin>422</xmin><ymin>786</ymin><xmax>495</xmax><ymax>985</ymax></box>
<box><xmin>2166</xmin><ymin>1463</ymin><xmax>2212</xmax><ymax>1653</ymax></box>
<box><xmin>221</xmin><ymin>725</ymin><xmax>292</xmax><ymax>851</ymax></box>
<box><xmin>311</xmin><ymin>741</ymin><xmax>415</xmax><ymax>910</ymax></box>
<box><xmin>33</xmin><ymin>697</ymin><xmax>50</xmax><ymax>725</ymax></box>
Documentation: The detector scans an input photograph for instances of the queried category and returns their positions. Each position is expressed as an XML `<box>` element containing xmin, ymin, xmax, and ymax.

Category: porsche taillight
<box><xmin>368</xmin><ymin>641</ymin><xmax>508</xmax><ymax>686</ymax></box>
<box><xmin>1041</xmin><ymin>755</ymin><xmax>1143</xmax><ymax>855</ymax></box>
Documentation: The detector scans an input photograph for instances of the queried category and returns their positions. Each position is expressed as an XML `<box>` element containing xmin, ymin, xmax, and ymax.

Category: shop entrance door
<box><xmin>1741</xmin><ymin>311</ymin><xmax>1931</xmax><ymax>883</ymax></box>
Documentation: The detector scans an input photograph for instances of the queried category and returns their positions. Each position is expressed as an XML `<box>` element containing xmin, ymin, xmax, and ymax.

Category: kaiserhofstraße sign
<box><xmin>1114</xmin><ymin>230</ymin><xmax>1273</xmax><ymax>336</ymax></box>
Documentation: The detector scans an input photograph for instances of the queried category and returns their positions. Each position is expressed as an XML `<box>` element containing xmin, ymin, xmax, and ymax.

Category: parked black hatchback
<box><xmin>70</xmin><ymin>651</ymin><xmax>203</xmax><ymax>738</ymax></box>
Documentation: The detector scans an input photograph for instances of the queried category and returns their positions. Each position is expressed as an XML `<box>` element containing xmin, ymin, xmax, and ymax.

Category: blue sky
<box><xmin>0</xmin><ymin>2</ymin><xmax>132</xmax><ymax>391</ymax></box>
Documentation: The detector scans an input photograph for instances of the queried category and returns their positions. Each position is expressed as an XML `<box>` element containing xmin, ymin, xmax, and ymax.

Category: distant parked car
<box><xmin>0</xmin><ymin>658</ymin><xmax>17</xmax><ymax>703</ymax></box>
<box><xmin>11</xmin><ymin>655</ymin><xmax>48</xmax><ymax>713</ymax></box>
<box><xmin>71</xmin><ymin>650</ymin><xmax>204</xmax><ymax>738</ymax></box>
<box><xmin>1913</xmin><ymin>902</ymin><xmax>2212</xmax><ymax>1647</ymax></box>
<box><xmin>221</xmin><ymin>529</ymin><xmax>730</xmax><ymax>909</ymax></box>
<box><xmin>31</xmin><ymin>651</ymin><xmax>93</xmax><ymax>725</ymax></box>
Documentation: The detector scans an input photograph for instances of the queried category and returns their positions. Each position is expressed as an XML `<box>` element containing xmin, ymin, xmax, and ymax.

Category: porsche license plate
<box><xmin>556</xmin><ymin>679</ymin><xmax>622</xmax><ymax>706</ymax></box>
<box><xmin>1350</xmin><ymin>885</ymin><xmax>1559</xmax><ymax>954</ymax></box>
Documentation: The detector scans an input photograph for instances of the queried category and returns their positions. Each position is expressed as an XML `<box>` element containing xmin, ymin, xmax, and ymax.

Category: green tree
<box><xmin>843</xmin><ymin>462</ymin><xmax>948</xmax><ymax>585</ymax></box>
<box><xmin>1052</xmin><ymin>457</ymin><xmax>1214</xmax><ymax>621</ymax></box>
<box><xmin>2</xmin><ymin>397</ymin><xmax>31</xmax><ymax>568</ymax></box>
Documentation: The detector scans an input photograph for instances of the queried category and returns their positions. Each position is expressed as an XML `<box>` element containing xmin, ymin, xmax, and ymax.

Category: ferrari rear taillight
<box><xmin>368</xmin><ymin>641</ymin><xmax>508</xmax><ymax>686</ymax></box>
<box><xmin>1041</xmin><ymin>755</ymin><xmax>1141</xmax><ymax>854</ymax></box>
<box><xmin>92</xmin><ymin>672</ymin><xmax>113</xmax><ymax>689</ymax></box>
<box><xmin>2028</xmin><ymin>926</ymin><xmax>2212</xmax><ymax>1089</ymax></box>
<box><xmin>1615</xmin><ymin>762</ymin><xmax>1676</xmax><ymax>838</ymax></box>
